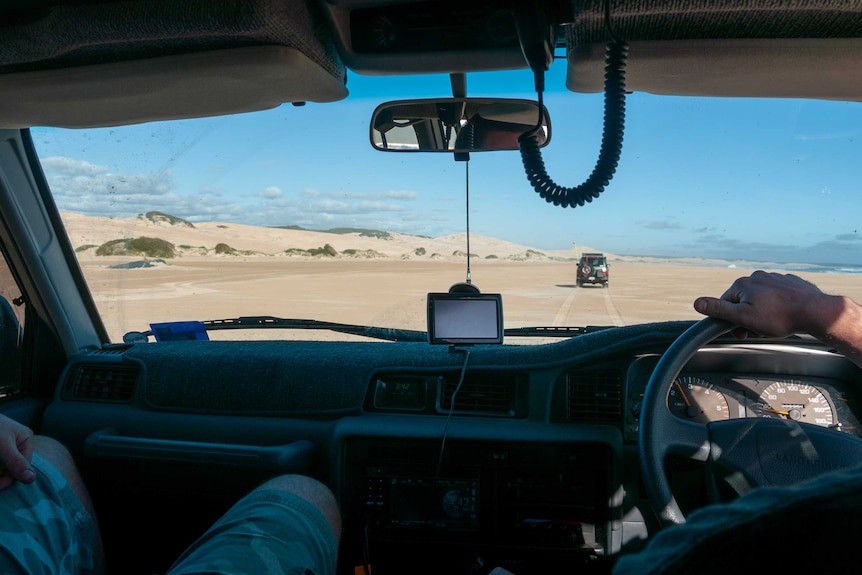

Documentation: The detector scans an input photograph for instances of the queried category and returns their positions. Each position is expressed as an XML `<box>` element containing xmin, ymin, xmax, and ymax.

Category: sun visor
<box><xmin>0</xmin><ymin>0</ymin><xmax>348</xmax><ymax>128</ymax></box>
<box><xmin>0</xmin><ymin>47</ymin><xmax>348</xmax><ymax>128</ymax></box>
<box><xmin>566</xmin><ymin>38</ymin><xmax>862</xmax><ymax>102</ymax></box>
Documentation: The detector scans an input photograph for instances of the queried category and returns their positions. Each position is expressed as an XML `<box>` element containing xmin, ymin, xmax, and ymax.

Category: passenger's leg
<box><xmin>256</xmin><ymin>474</ymin><xmax>342</xmax><ymax>541</ymax></box>
<box><xmin>167</xmin><ymin>474</ymin><xmax>341</xmax><ymax>575</ymax></box>
<box><xmin>0</xmin><ymin>435</ymin><xmax>106</xmax><ymax>575</ymax></box>
<box><xmin>32</xmin><ymin>436</ymin><xmax>107</xmax><ymax>575</ymax></box>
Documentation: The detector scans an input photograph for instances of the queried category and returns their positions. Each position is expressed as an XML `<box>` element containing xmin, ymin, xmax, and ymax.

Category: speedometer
<box><xmin>754</xmin><ymin>380</ymin><xmax>835</xmax><ymax>427</ymax></box>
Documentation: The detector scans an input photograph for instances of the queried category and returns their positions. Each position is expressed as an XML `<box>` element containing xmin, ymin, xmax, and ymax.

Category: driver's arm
<box><xmin>694</xmin><ymin>270</ymin><xmax>862</xmax><ymax>368</ymax></box>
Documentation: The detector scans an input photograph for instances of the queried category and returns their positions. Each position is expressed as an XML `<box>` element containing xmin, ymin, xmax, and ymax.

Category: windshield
<box><xmin>31</xmin><ymin>66</ymin><xmax>862</xmax><ymax>343</ymax></box>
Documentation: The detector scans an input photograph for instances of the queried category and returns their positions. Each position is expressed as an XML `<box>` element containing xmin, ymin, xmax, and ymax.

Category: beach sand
<box><xmin>64</xmin><ymin>211</ymin><xmax>862</xmax><ymax>342</ymax></box>
<box><xmin>77</xmin><ymin>257</ymin><xmax>862</xmax><ymax>343</ymax></box>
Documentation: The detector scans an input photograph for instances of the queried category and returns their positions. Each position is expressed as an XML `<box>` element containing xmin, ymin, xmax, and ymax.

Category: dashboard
<box><xmin>42</xmin><ymin>327</ymin><xmax>862</xmax><ymax>574</ymax></box>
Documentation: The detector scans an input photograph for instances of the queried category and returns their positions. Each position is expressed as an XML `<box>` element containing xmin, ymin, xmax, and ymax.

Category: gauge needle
<box><xmin>756</xmin><ymin>405</ymin><xmax>790</xmax><ymax>416</ymax></box>
<box><xmin>674</xmin><ymin>381</ymin><xmax>691</xmax><ymax>407</ymax></box>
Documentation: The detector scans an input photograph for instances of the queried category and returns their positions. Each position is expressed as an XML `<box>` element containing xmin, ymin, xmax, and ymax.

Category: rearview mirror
<box><xmin>370</xmin><ymin>98</ymin><xmax>550</xmax><ymax>153</ymax></box>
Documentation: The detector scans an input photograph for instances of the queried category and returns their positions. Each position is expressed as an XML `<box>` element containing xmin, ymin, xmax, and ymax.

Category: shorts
<box><xmin>0</xmin><ymin>453</ymin><xmax>97</xmax><ymax>575</ymax></box>
<box><xmin>0</xmin><ymin>453</ymin><xmax>337</xmax><ymax>575</ymax></box>
<box><xmin>166</xmin><ymin>487</ymin><xmax>339</xmax><ymax>575</ymax></box>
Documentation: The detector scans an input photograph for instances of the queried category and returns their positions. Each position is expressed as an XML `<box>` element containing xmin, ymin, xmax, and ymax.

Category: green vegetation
<box><xmin>143</xmin><ymin>211</ymin><xmax>195</xmax><ymax>228</ymax></box>
<box><xmin>414</xmin><ymin>247</ymin><xmax>426</xmax><ymax>256</ymax></box>
<box><xmin>214</xmin><ymin>243</ymin><xmax>237</xmax><ymax>255</ymax></box>
<box><xmin>508</xmin><ymin>249</ymin><xmax>548</xmax><ymax>262</ymax></box>
<box><xmin>284</xmin><ymin>244</ymin><xmax>338</xmax><ymax>257</ymax></box>
<box><xmin>130</xmin><ymin>237</ymin><xmax>176</xmax><ymax>258</ymax></box>
<box><xmin>342</xmin><ymin>249</ymin><xmax>386</xmax><ymax>258</ymax></box>
<box><xmin>211</xmin><ymin>243</ymin><xmax>259</xmax><ymax>256</ymax></box>
<box><xmin>311</xmin><ymin>244</ymin><xmax>338</xmax><ymax>257</ymax></box>
<box><xmin>95</xmin><ymin>237</ymin><xmax>177</xmax><ymax>258</ymax></box>
<box><xmin>75</xmin><ymin>244</ymin><xmax>98</xmax><ymax>253</ymax></box>
<box><xmin>96</xmin><ymin>239</ymin><xmax>131</xmax><ymax>256</ymax></box>
<box><xmin>485</xmin><ymin>254</ymin><xmax>498</xmax><ymax>259</ymax></box>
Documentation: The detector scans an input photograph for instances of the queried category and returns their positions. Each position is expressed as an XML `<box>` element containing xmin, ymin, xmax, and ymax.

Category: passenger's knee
<box><xmin>256</xmin><ymin>474</ymin><xmax>341</xmax><ymax>540</ymax></box>
<box><xmin>31</xmin><ymin>435</ymin><xmax>75</xmax><ymax>472</ymax></box>
<box><xmin>31</xmin><ymin>436</ymin><xmax>96</xmax><ymax>516</ymax></box>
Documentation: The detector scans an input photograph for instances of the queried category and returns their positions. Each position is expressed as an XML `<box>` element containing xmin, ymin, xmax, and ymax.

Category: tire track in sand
<box><xmin>552</xmin><ymin>285</ymin><xmax>579</xmax><ymax>326</ymax></box>
<box><xmin>603</xmin><ymin>286</ymin><xmax>626</xmax><ymax>326</ymax></box>
<box><xmin>554</xmin><ymin>285</ymin><xmax>626</xmax><ymax>327</ymax></box>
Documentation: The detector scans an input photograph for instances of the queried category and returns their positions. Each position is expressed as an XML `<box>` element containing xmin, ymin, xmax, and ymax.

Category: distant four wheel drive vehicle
<box><xmin>577</xmin><ymin>253</ymin><xmax>609</xmax><ymax>287</ymax></box>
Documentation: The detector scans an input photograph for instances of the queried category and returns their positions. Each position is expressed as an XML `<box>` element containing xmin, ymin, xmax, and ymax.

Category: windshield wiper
<box><xmin>503</xmin><ymin>325</ymin><xmax>616</xmax><ymax>338</ymax></box>
<box><xmin>124</xmin><ymin>316</ymin><xmax>428</xmax><ymax>343</ymax></box>
<box><xmin>124</xmin><ymin>318</ymin><xmax>618</xmax><ymax>344</ymax></box>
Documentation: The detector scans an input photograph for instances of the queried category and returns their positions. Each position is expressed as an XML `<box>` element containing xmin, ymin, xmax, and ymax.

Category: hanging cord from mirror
<box><xmin>517</xmin><ymin>0</ymin><xmax>628</xmax><ymax>208</ymax></box>
<box><xmin>450</xmin><ymin>72</ymin><xmax>474</xmax><ymax>285</ymax></box>
<box><xmin>464</xmin><ymin>160</ymin><xmax>472</xmax><ymax>284</ymax></box>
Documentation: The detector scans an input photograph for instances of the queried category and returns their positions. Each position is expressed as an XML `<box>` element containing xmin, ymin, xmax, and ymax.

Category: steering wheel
<box><xmin>640</xmin><ymin>317</ymin><xmax>862</xmax><ymax>527</ymax></box>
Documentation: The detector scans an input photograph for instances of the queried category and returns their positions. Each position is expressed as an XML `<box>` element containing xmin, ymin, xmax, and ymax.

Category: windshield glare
<box><xmin>31</xmin><ymin>70</ymin><xmax>862</xmax><ymax>343</ymax></box>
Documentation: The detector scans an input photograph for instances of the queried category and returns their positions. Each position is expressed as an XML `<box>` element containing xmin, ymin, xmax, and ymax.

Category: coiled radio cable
<box><xmin>518</xmin><ymin>41</ymin><xmax>628</xmax><ymax>208</ymax></box>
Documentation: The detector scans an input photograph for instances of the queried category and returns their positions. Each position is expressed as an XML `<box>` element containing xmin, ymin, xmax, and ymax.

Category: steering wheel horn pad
<box><xmin>707</xmin><ymin>418</ymin><xmax>862</xmax><ymax>491</ymax></box>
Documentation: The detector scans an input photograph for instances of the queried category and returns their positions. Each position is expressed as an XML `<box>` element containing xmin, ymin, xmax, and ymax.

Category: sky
<box><xmin>30</xmin><ymin>59</ymin><xmax>862</xmax><ymax>265</ymax></box>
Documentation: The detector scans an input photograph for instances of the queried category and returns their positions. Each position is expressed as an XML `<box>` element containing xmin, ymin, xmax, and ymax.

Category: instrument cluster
<box><xmin>666</xmin><ymin>374</ymin><xmax>862</xmax><ymax>435</ymax></box>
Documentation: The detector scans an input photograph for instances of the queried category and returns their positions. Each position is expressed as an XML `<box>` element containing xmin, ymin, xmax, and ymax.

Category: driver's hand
<box><xmin>693</xmin><ymin>270</ymin><xmax>842</xmax><ymax>339</ymax></box>
<box><xmin>0</xmin><ymin>414</ymin><xmax>35</xmax><ymax>489</ymax></box>
<box><xmin>695</xmin><ymin>271</ymin><xmax>862</xmax><ymax>369</ymax></box>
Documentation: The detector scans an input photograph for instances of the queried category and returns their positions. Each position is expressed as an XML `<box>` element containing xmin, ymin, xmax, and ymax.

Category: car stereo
<box><xmin>342</xmin><ymin>439</ymin><xmax>613</xmax><ymax>552</ymax></box>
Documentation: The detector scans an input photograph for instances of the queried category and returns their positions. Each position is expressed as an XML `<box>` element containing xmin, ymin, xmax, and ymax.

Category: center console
<box><xmin>340</xmin><ymin>438</ymin><xmax>615</xmax><ymax>575</ymax></box>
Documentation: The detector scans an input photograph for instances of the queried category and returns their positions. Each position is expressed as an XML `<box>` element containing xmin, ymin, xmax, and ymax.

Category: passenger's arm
<box><xmin>694</xmin><ymin>270</ymin><xmax>862</xmax><ymax>368</ymax></box>
<box><xmin>0</xmin><ymin>414</ymin><xmax>36</xmax><ymax>488</ymax></box>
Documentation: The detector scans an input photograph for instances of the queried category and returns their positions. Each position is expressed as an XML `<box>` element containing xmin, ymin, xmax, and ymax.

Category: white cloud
<box><xmin>41</xmin><ymin>156</ymin><xmax>109</xmax><ymax>176</ymax></box>
<box><xmin>259</xmin><ymin>186</ymin><xmax>283</xmax><ymax>199</ymax></box>
<box><xmin>45</xmin><ymin>155</ymin><xmax>173</xmax><ymax>205</ymax></box>
<box><xmin>43</xmin><ymin>156</ymin><xmax>454</xmax><ymax>235</ymax></box>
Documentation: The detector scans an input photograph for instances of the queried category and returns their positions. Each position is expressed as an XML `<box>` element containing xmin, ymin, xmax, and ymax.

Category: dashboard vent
<box><xmin>87</xmin><ymin>345</ymin><xmax>132</xmax><ymax>357</ymax></box>
<box><xmin>567</xmin><ymin>370</ymin><xmax>622</xmax><ymax>423</ymax></box>
<box><xmin>441</xmin><ymin>372</ymin><xmax>522</xmax><ymax>416</ymax></box>
<box><xmin>64</xmin><ymin>364</ymin><xmax>138</xmax><ymax>403</ymax></box>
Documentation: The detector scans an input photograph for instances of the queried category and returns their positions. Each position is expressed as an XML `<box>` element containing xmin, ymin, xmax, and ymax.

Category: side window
<box><xmin>0</xmin><ymin>249</ymin><xmax>24</xmax><ymax>398</ymax></box>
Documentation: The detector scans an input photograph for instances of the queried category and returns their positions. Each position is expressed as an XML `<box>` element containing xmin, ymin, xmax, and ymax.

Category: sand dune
<box><xmin>63</xmin><ymin>211</ymin><xmax>588</xmax><ymax>262</ymax></box>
